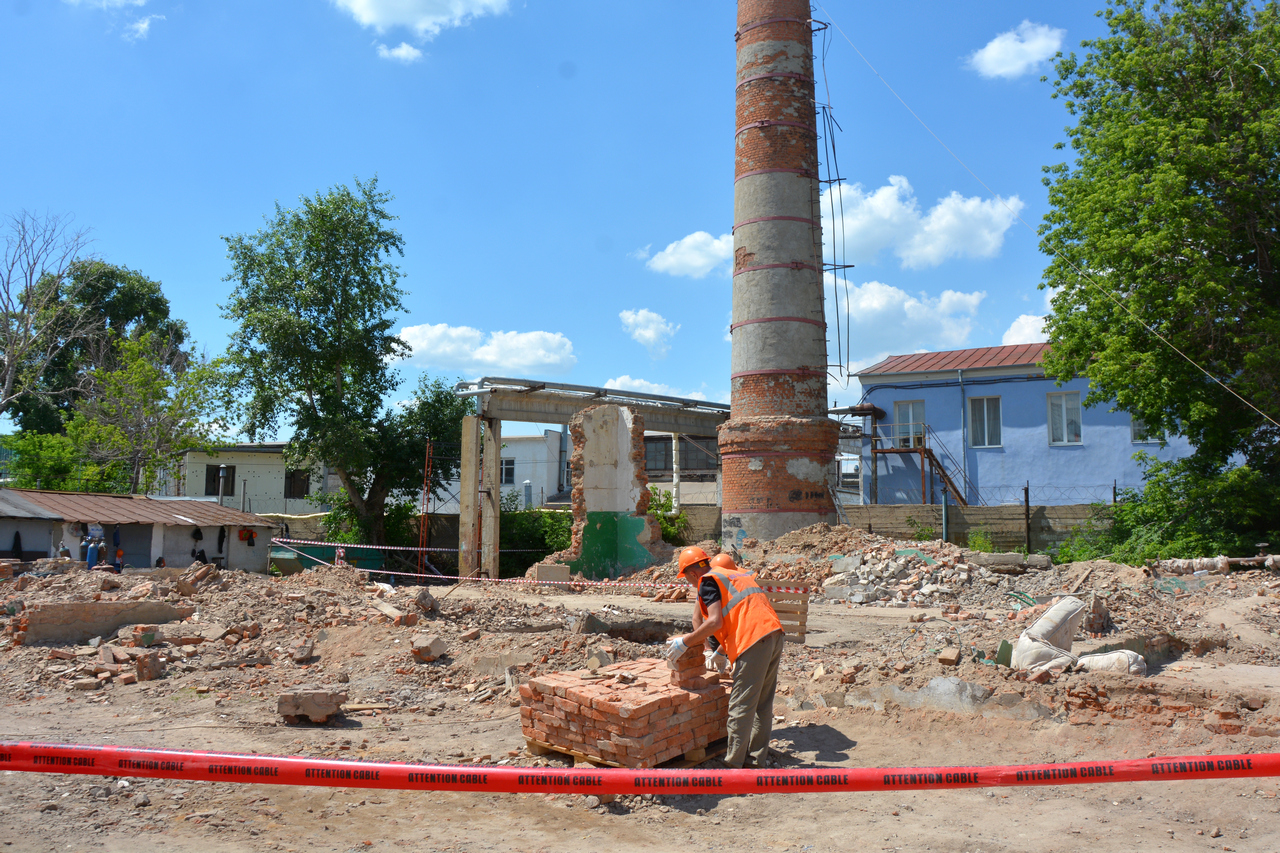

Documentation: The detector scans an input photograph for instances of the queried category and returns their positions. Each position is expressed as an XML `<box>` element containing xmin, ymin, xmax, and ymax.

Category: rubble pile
<box><xmin>0</xmin><ymin>560</ymin><xmax>671</xmax><ymax>720</ymax></box>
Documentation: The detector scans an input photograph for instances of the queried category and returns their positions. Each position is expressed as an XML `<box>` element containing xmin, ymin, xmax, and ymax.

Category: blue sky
<box><xmin>1</xmin><ymin>1</ymin><xmax>1111</xmax><ymax>436</ymax></box>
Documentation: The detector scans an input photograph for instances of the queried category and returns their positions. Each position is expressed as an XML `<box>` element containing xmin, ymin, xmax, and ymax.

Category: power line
<box><xmin>815</xmin><ymin>3</ymin><xmax>1280</xmax><ymax>432</ymax></box>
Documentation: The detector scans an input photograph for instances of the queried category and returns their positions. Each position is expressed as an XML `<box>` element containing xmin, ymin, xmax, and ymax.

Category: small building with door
<box><xmin>853</xmin><ymin>344</ymin><xmax>1193</xmax><ymax>506</ymax></box>
<box><xmin>0</xmin><ymin>488</ymin><xmax>276</xmax><ymax>572</ymax></box>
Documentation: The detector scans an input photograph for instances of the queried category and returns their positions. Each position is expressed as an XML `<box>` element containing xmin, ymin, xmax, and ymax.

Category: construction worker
<box><xmin>665</xmin><ymin>546</ymin><xmax>785</xmax><ymax>769</ymax></box>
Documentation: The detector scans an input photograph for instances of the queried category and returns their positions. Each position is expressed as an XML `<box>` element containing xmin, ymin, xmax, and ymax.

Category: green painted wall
<box><xmin>565</xmin><ymin>511</ymin><xmax>657</xmax><ymax>580</ymax></box>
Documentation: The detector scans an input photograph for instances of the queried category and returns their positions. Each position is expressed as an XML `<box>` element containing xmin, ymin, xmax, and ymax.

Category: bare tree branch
<box><xmin>0</xmin><ymin>211</ymin><xmax>103</xmax><ymax>417</ymax></box>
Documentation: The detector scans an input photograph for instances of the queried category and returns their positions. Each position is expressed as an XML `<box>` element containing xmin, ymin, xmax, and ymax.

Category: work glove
<box><xmin>664</xmin><ymin>637</ymin><xmax>688</xmax><ymax>669</ymax></box>
<box><xmin>705</xmin><ymin>648</ymin><xmax>730</xmax><ymax>674</ymax></box>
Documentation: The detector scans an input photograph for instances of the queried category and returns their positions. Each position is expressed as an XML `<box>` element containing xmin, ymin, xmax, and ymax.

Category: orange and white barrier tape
<box><xmin>2</xmin><ymin>742</ymin><xmax>1276</xmax><ymax>795</ymax></box>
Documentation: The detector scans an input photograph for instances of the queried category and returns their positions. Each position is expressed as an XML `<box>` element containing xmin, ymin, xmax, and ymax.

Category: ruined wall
<box><xmin>559</xmin><ymin>405</ymin><xmax>665</xmax><ymax>579</ymax></box>
<box><xmin>11</xmin><ymin>600</ymin><xmax>196</xmax><ymax>645</ymax></box>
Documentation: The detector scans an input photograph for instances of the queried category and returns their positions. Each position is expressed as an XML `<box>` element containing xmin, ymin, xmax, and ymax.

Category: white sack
<box><xmin>1075</xmin><ymin>650</ymin><xmax>1147</xmax><ymax>677</ymax></box>
<box><xmin>1025</xmin><ymin>596</ymin><xmax>1087</xmax><ymax>652</ymax></box>
<box><xmin>1012</xmin><ymin>634</ymin><xmax>1077</xmax><ymax>675</ymax></box>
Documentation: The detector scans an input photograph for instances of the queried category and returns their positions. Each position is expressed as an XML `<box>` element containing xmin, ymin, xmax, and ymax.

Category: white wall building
<box><xmin>160</xmin><ymin>444</ymin><xmax>335</xmax><ymax>516</ymax></box>
<box><xmin>433</xmin><ymin>429</ymin><xmax>567</xmax><ymax>513</ymax></box>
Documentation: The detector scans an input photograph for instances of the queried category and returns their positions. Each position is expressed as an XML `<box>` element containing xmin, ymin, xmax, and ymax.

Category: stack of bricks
<box><xmin>520</xmin><ymin>652</ymin><xmax>729</xmax><ymax>768</ymax></box>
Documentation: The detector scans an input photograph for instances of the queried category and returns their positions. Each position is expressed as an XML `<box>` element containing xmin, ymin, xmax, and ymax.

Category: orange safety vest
<box><xmin>696</xmin><ymin>569</ymin><xmax>782</xmax><ymax>663</ymax></box>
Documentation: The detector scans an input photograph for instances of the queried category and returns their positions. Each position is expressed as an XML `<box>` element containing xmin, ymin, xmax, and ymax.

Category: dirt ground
<box><xmin>2</xmin><ymin>528</ymin><xmax>1280</xmax><ymax>853</ymax></box>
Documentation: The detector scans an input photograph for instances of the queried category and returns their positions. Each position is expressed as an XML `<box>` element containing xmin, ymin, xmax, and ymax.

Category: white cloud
<box><xmin>619</xmin><ymin>308</ymin><xmax>679</xmax><ymax>358</ymax></box>
<box><xmin>604</xmin><ymin>375</ymin><xmax>708</xmax><ymax>402</ymax></box>
<box><xmin>123</xmin><ymin>13</ymin><xmax>163</xmax><ymax>41</ymax></box>
<box><xmin>1002</xmin><ymin>314</ymin><xmax>1049</xmax><ymax>345</ymax></box>
<box><xmin>399</xmin><ymin>323</ymin><xmax>576</xmax><ymax>375</ymax></box>
<box><xmin>830</xmin><ymin>277</ymin><xmax>986</xmax><ymax>359</ymax></box>
<box><xmin>330</xmin><ymin>0</ymin><xmax>507</xmax><ymax>38</ymax></box>
<box><xmin>823</xmin><ymin>176</ymin><xmax>1023</xmax><ymax>269</ymax></box>
<box><xmin>968</xmin><ymin>21</ymin><xmax>1065</xmax><ymax>80</ymax></box>
<box><xmin>376</xmin><ymin>41</ymin><xmax>423</xmax><ymax>63</ymax></box>
<box><xmin>644</xmin><ymin>231</ymin><xmax>732</xmax><ymax>279</ymax></box>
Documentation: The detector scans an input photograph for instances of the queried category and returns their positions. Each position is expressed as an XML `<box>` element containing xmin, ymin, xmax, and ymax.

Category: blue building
<box><xmin>851</xmin><ymin>344</ymin><xmax>1192</xmax><ymax>506</ymax></box>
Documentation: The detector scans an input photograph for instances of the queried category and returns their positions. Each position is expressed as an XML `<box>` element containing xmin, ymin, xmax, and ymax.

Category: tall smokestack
<box><xmin>719</xmin><ymin>0</ymin><xmax>838</xmax><ymax>547</ymax></box>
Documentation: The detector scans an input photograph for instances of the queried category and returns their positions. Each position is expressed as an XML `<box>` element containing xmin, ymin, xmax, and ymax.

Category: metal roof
<box><xmin>856</xmin><ymin>343</ymin><xmax>1051</xmax><ymax>377</ymax></box>
<box><xmin>0</xmin><ymin>490</ymin><xmax>62</xmax><ymax>521</ymax></box>
<box><xmin>0</xmin><ymin>489</ymin><xmax>275</xmax><ymax>527</ymax></box>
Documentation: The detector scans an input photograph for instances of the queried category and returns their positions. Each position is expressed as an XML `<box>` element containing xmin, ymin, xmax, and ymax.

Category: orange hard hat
<box><xmin>709</xmin><ymin>553</ymin><xmax>737</xmax><ymax>572</ymax></box>
<box><xmin>676</xmin><ymin>546</ymin><xmax>710</xmax><ymax>580</ymax></box>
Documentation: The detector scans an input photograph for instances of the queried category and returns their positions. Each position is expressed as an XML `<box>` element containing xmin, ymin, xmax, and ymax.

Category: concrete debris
<box><xmin>413</xmin><ymin>588</ymin><xmax>437</xmax><ymax>614</ymax></box>
<box><xmin>288</xmin><ymin>639</ymin><xmax>315</xmax><ymax>663</ymax></box>
<box><xmin>278</xmin><ymin>689</ymin><xmax>347</xmax><ymax>724</ymax></box>
<box><xmin>411</xmin><ymin>633</ymin><xmax>449</xmax><ymax>663</ymax></box>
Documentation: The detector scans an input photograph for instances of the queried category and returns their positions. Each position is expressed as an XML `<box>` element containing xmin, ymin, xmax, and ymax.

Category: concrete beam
<box><xmin>478</xmin><ymin>389</ymin><xmax>726</xmax><ymax>436</ymax></box>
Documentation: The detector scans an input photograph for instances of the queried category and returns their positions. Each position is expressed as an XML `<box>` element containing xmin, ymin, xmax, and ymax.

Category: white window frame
<box><xmin>1131</xmin><ymin>417</ymin><xmax>1162</xmax><ymax>443</ymax></box>
<box><xmin>893</xmin><ymin>400</ymin><xmax>925</xmax><ymax>449</ymax></box>
<box><xmin>968</xmin><ymin>396</ymin><xmax>1002</xmax><ymax>448</ymax></box>
<box><xmin>1047</xmin><ymin>392</ymin><xmax>1083</xmax><ymax>446</ymax></box>
<box><xmin>499</xmin><ymin>458</ymin><xmax>516</xmax><ymax>485</ymax></box>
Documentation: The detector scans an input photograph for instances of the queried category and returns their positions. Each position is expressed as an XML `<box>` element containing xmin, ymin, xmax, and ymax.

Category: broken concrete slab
<box><xmin>585</xmin><ymin>647</ymin><xmax>614</xmax><ymax>670</ymax></box>
<box><xmin>473</xmin><ymin>650</ymin><xmax>535</xmax><ymax>678</ymax></box>
<box><xmin>528</xmin><ymin>564</ymin><xmax>571</xmax><ymax>584</ymax></box>
<box><xmin>278</xmin><ymin>689</ymin><xmax>347</xmax><ymax>724</ymax></box>
<box><xmin>411</xmin><ymin>633</ymin><xmax>449</xmax><ymax>663</ymax></box>
<box><xmin>16</xmin><ymin>601</ymin><xmax>195</xmax><ymax>646</ymax></box>
<box><xmin>413</xmin><ymin>588</ymin><xmax>437</xmax><ymax>614</ymax></box>
<box><xmin>289</xmin><ymin>639</ymin><xmax>314</xmax><ymax>663</ymax></box>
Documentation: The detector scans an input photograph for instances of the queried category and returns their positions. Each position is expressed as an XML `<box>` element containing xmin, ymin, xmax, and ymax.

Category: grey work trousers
<box><xmin>722</xmin><ymin>629</ymin><xmax>785</xmax><ymax>769</ymax></box>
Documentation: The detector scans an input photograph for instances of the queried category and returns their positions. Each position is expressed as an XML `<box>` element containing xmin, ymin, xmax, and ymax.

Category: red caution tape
<box><xmin>2</xmin><ymin>742</ymin><xmax>1277</xmax><ymax>795</ymax></box>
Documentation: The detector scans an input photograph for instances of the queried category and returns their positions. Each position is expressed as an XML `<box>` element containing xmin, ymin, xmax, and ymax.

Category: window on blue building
<box><xmin>1131</xmin><ymin>418</ymin><xmax>1163</xmax><ymax>443</ymax></box>
<box><xmin>1048</xmin><ymin>392</ymin><xmax>1082</xmax><ymax>445</ymax></box>
<box><xmin>969</xmin><ymin>397</ymin><xmax>1002</xmax><ymax>447</ymax></box>
<box><xmin>500</xmin><ymin>458</ymin><xmax>516</xmax><ymax>485</ymax></box>
<box><xmin>893</xmin><ymin>401</ymin><xmax>925</xmax><ymax>448</ymax></box>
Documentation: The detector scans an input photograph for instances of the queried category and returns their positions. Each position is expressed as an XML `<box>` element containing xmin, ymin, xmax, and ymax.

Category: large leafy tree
<box><xmin>1039</xmin><ymin>0</ymin><xmax>1280</xmax><ymax>476</ymax></box>
<box><xmin>9</xmin><ymin>259</ymin><xmax>188</xmax><ymax>433</ymax></box>
<box><xmin>66</xmin><ymin>332</ymin><xmax>222</xmax><ymax>494</ymax></box>
<box><xmin>221</xmin><ymin>177</ymin><xmax>467</xmax><ymax>544</ymax></box>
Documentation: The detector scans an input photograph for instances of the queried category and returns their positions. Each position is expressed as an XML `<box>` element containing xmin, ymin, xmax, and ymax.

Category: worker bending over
<box><xmin>666</xmin><ymin>547</ymin><xmax>785</xmax><ymax>769</ymax></box>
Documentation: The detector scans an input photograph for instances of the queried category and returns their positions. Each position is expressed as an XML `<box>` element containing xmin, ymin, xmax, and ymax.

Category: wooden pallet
<box><xmin>524</xmin><ymin>736</ymin><xmax>726</xmax><ymax>771</ymax></box>
<box><xmin>764</xmin><ymin>588</ymin><xmax>809</xmax><ymax>644</ymax></box>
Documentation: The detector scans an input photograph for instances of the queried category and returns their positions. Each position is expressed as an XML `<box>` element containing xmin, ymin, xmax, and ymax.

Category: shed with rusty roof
<box><xmin>0</xmin><ymin>489</ymin><xmax>275</xmax><ymax>572</ymax></box>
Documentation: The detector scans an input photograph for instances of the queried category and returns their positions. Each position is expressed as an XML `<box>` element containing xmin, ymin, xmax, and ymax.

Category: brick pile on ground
<box><xmin>520</xmin><ymin>649</ymin><xmax>728</xmax><ymax>768</ymax></box>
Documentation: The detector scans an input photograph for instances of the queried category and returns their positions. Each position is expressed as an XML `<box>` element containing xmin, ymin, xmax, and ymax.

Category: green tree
<box><xmin>1039</xmin><ymin>0</ymin><xmax>1280</xmax><ymax>476</ymax></box>
<box><xmin>305</xmin><ymin>376</ymin><xmax>475</xmax><ymax>546</ymax></box>
<box><xmin>0</xmin><ymin>430</ymin><xmax>120</xmax><ymax>492</ymax></box>
<box><xmin>65</xmin><ymin>332</ymin><xmax>222</xmax><ymax>494</ymax></box>
<box><xmin>221</xmin><ymin>178</ymin><xmax>470</xmax><ymax>544</ymax></box>
<box><xmin>9</xmin><ymin>259</ymin><xmax>187</xmax><ymax>434</ymax></box>
<box><xmin>1057</xmin><ymin>454</ymin><xmax>1280</xmax><ymax>563</ymax></box>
